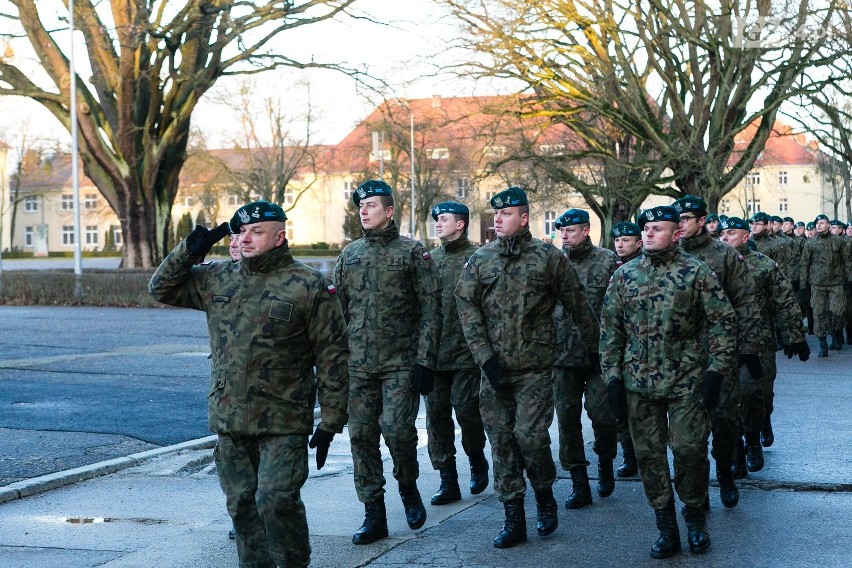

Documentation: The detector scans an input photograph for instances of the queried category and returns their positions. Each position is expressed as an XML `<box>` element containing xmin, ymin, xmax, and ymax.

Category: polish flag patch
<box><xmin>422</xmin><ymin>251</ymin><xmax>431</xmax><ymax>260</ymax></box>
<box><xmin>327</xmin><ymin>284</ymin><xmax>337</xmax><ymax>295</ymax></box>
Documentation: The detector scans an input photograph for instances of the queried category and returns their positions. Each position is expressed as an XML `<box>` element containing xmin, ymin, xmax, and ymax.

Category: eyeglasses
<box><xmin>679</xmin><ymin>215</ymin><xmax>697</xmax><ymax>222</ymax></box>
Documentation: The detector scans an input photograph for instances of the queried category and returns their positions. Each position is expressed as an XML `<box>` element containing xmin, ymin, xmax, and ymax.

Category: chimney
<box><xmin>432</xmin><ymin>95</ymin><xmax>442</xmax><ymax>108</ymax></box>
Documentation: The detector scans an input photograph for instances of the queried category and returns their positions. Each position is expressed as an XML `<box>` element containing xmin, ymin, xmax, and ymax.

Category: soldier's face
<box><xmin>359</xmin><ymin>197</ymin><xmax>393</xmax><ymax>231</ymax></box>
<box><xmin>816</xmin><ymin>219</ymin><xmax>830</xmax><ymax>234</ymax></box>
<box><xmin>493</xmin><ymin>207</ymin><xmax>528</xmax><ymax>237</ymax></box>
<box><xmin>239</xmin><ymin>221</ymin><xmax>285</xmax><ymax>257</ymax></box>
<box><xmin>435</xmin><ymin>213</ymin><xmax>465</xmax><ymax>240</ymax></box>
<box><xmin>560</xmin><ymin>224</ymin><xmax>589</xmax><ymax>248</ymax></box>
<box><xmin>720</xmin><ymin>228</ymin><xmax>749</xmax><ymax>248</ymax></box>
<box><xmin>750</xmin><ymin>221</ymin><xmax>768</xmax><ymax>236</ymax></box>
<box><xmin>677</xmin><ymin>213</ymin><xmax>704</xmax><ymax>239</ymax></box>
<box><xmin>830</xmin><ymin>225</ymin><xmax>843</xmax><ymax>236</ymax></box>
<box><xmin>229</xmin><ymin>234</ymin><xmax>241</xmax><ymax>261</ymax></box>
<box><xmin>806</xmin><ymin>228</ymin><xmax>816</xmax><ymax>237</ymax></box>
<box><xmin>794</xmin><ymin>226</ymin><xmax>805</xmax><ymax>236</ymax></box>
<box><xmin>782</xmin><ymin>221</ymin><xmax>794</xmax><ymax>233</ymax></box>
<box><xmin>705</xmin><ymin>220</ymin><xmax>718</xmax><ymax>233</ymax></box>
<box><xmin>642</xmin><ymin>221</ymin><xmax>680</xmax><ymax>252</ymax></box>
<box><xmin>847</xmin><ymin>226</ymin><xmax>852</xmax><ymax>237</ymax></box>
<box><xmin>771</xmin><ymin>221</ymin><xmax>782</xmax><ymax>233</ymax></box>
<box><xmin>614</xmin><ymin>236</ymin><xmax>641</xmax><ymax>258</ymax></box>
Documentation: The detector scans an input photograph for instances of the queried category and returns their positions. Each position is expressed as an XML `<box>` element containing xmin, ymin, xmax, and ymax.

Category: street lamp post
<box><xmin>69</xmin><ymin>0</ymin><xmax>83</xmax><ymax>296</ymax></box>
<box><xmin>408</xmin><ymin>108</ymin><xmax>415</xmax><ymax>238</ymax></box>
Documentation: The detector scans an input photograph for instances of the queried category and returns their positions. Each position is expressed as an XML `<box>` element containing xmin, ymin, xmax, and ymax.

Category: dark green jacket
<box><xmin>431</xmin><ymin>235</ymin><xmax>479</xmax><ymax>371</ymax></box>
<box><xmin>801</xmin><ymin>231</ymin><xmax>851</xmax><ymax>287</ymax></box>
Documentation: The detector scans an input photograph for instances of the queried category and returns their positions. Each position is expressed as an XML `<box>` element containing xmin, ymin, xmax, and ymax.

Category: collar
<box><xmin>241</xmin><ymin>240</ymin><xmax>294</xmax><ymax>274</ymax></box>
<box><xmin>680</xmin><ymin>229</ymin><xmax>712</xmax><ymax>252</ymax></box>
<box><xmin>564</xmin><ymin>236</ymin><xmax>593</xmax><ymax>260</ymax></box>
<box><xmin>643</xmin><ymin>243</ymin><xmax>680</xmax><ymax>266</ymax></box>
<box><xmin>497</xmin><ymin>226</ymin><xmax>532</xmax><ymax>257</ymax></box>
<box><xmin>619</xmin><ymin>248</ymin><xmax>642</xmax><ymax>263</ymax></box>
<box><xmin>443</xmin><ymin>234</ymin><xmax>471</xmax><ymax>253</ymax></box>
<box><xmin>363</xmin><ymin>220</ymin><xmax>400</xmax><ymax>244</ymax></box>
<box><xmin>735</xmin><ymin>243</ymin><xmax>752</xmax><ymax>256</ymax></box>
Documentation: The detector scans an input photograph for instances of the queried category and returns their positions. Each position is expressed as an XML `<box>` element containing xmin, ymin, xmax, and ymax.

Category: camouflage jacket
<box><xmin>736</xmin><ymin>243</ymin><xmax>804</xmax><ymax>350</ymax></box>
<box><xmin>455</xmin><ymin>226</ymin><xmax>599</xmax><ymax>373</ymax></box>
<box><xmin>773</xmin><ymin>232</ymin><xmax>795</xmax><ymax>283</ymax></box>
<box><xmin>600</xmin><ymin>244</ymin><xmax>737</xmax><ymax>399</ymax></box>
<box><xmin>431</xmin><ymin>235</ymin><xmax>479</xmax><ymax>371</ymax></box>
<box><xmin>680</xmin><ymin>230</ymin><xmax>761</xmax><ymax>356</ymax></box>
<box><xmin>333</xmin><ymin>220</ymin><xmax>441</xmax><ymax>373</ymax></box>
<box><xmin>148</xmin><ymin>240</ymin><xmax>349</xmax><ymax>436</ymax></box>
<box><xmin>782</xmin><ymin>231</ymin><xmax>805</xmax><ymax>286</ymax></box>
<box><xmin>801</xmin><ymin>231</ymin><xmax>852</xmax><ymax>287</ymax></box>
<box><xmin>751</xmin><ymin>231</ymin><xmax>785</xmax><ymax>264</ymax></box>
<box><xmin>554</xmin><ymin>237</ymin><xmax>617</xmax><ymax>368</ymax></box>
<box><xmin>616</xmin><ymin>247</ymin><xmax>643</xmax><ymax>267</ymax></box>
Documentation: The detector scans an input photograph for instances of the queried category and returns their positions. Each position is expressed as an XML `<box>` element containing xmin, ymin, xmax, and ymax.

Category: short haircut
<box><xmin>454</xmin><ymin>214</ymin><xmax>470</xmax><ymax>233</ymax></box>
<box><xmin>519</xmin><ymin>204</ymin><xmax>530</xmax><ymax>216</ymax></box>
<box><xmin>379</xmin><ymin>195</ymin><xmax>394</xmax><ymax>208</ymax></box>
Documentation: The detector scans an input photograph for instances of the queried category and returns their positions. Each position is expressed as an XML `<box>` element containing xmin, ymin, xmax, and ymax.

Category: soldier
<box><xmin>846</xmin><ymin>224</ymin><xmax>852</xmax><ymax>344</ymax></box>
<box><xmin>610</xmin><ymin>221</ymin><xmax>642</xmax><ymax>478</ymax></box>
<box><xmin>149</xmin><ymin>202</ymin><xmax>349</xmax><ymax>568</ymax></box>
<box><xmin>455</xmin><ymin>187</ymin><xmax>600</xmax><ymax>548</ymax></box>
<box><xmin>673</xmin><ymin>195</ymin><xmax>762</xmax><ymax>509</ymax></box>
<box><xmin>801</xmin><ymin>214</ymin><xmax>851</xmax><ymax>356</ymax></box>
<box><xmin>602</xmin><ymin>205</ymin><xmax>737</xmax><ymax>559</ymax></box>
<box><xmin>426</xmin><ymin>201</ymin><xmax>490</xmax><ymax>506</ymax></box>
<box><xmin>806</xmin><ymin>222</ymin><xmax>816</xmax><ymax>238</ymax></box>
<box><xmin>705</xmin><ymin>214</ymin><xmax>720</xmax><ymax>239</ymax></box>
<box><xmin>333</xmin><ymin>180</ymin><xmax>441</xmax><ymax>544</ymax></box>
<box><xmin>718</xmin><ymin>217</ymin><xmax>809</xmax><ymax>472</ymax></box>
<box><xmin>794</xmin><ymin>222</ymin><xmax>806</xmax><ymax>238</ymax></box>
<box><xmin>228</xmin><ymin>231</ymin><xmax>241</xmax><ymax>261</ymax></box>
<box><xmin>749</xmin><ymin>212</ymin><xmax>785</xmax><ymax>264</ymax></box>
<box><xmin>551</xmin><ymin>209</ymin><xmax>619</xmax><ymax>509</ymax></box>
<box><xmin>802</xmin><ymin>222</ymin><xmax>817</xmax><ymax>333</ymax></box>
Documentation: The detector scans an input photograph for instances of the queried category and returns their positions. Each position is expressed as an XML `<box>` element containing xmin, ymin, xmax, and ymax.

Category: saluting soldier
<box><xmin>602</xmin><ymin>205</ymin><xmax>737</xmax><ymax>559</ymax></box>
<box><xmin>425</xmin><ymin>201</ymin><xmax>490</xmax><ymax>506</ymax></box>
<box><xmin>455</xmin><ymin>187</ymin><xmax>600</xmax><ymax>549</ymax></box>
<box><xmin>333</xmin><ymin>180</ymin><xmax>441</xmax><ymax>544</ymax></box>
<box><xmin>149</xmin><ymin>202</ymin><xmax>350</xmax><ymax>568</ymax></box>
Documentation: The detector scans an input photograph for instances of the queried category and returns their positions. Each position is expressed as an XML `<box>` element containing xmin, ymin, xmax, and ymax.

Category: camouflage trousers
<box><xmin>811</xmin><ymin>285</ymin><xmax>847</xmax><ymax>337</ymax></box>
<box><xmin>738</xmin><ymin>350</ymin><xmax>775</xmax><ymax>437</ymax></box>
<box><xmin>480</xmin><ymin>368</ymin><xmax>556</xmax><ymax>502</ymax></box>
<box><xmin>214</xmin><ymin>433</ymin><xmax>310</xmax><ymax>568</ymax></box>
<box><xmin>759</xmin><ymin>350</ymin><xmax>778</xmax><ymax>422</ymax></box>
<box><xmin>627</xmin><ymin>391</ymin><xmax>710</xmax><ymax>510</ymax></box>
<box><xmin>552</xmin><ymin>367</ymin><xmax>617</xmax><ymax>470</ymax></box>
<box><xmin>348</xmin><ymin>370</ymin><xmax>420</xmax><ymax>503</ymax></box>
<box><xmin>425</xmin><ymin>368</ymin><xmax>487</xmax><ymax>471</ymax></box>
<box><xmin>845</xmin><ymin>283</ymin><xmax>852</xmax><ymax>340</ymax></box>
<box><xmin>709</xmin><ymin>368</ymin><xmax>741</xmax><ymax>466</ymax></box>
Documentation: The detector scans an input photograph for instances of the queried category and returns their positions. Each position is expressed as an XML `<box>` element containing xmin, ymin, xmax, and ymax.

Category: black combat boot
<box><xmin>399</xmin><ymin>484</ymin><xmax>426</xmax><ymax>530</ymax></box>
<box><xmin>846</xmin><ymin>326</ymin><xmax>852</xmax><ymax>345</ymax></box>
<box><xmin>650</xmin><ymin>503</ymin><xmax>681</xmax><ymax>559</ymax></box>
<box><xmin>617</xmin><ymin>439</ymin><xmax>638</xmax><ymax>477</ymax></box>
<box><xmin>716</xmin><ymin>463</ymin><xmax>739</xmax><ymax>508</ymax></box>
<box><xmin>744</xmin><ymin>432</ymin><xmax>765</xmax><ymax>472</ymax></box>
<box><xmin>761</xmin><ymin>416</ymin><xmax>774</xmax><ymax>447</ymax></box>
<box><xmin>683</xmin><ymin>505</ymin><xmax>711</xmax><ymax>554</ymax></box>
<box><xmin>597</xmin><ymin>459</ymin><xmax>615</xmax><ymax>498</ymax></box>
<box><xmin>534</xmin><ymin>487</ymin><xmax>558</xmax><ymax>536</ymax></box>
<box><xmin>431</xmin><ymin>467</ymin><xmax>462</xmax><ymax>505</ymax></box>
<box><xmin>352</xmin><ymin>499</ymin><xmax>389</xmax><ymax>545</ymax></box>
<box><xmin>818</xmin><ymin>337</ymin><xmax>829</xmax><ymax>357</ymax></box>
<box><xmin>469</xmin><ymin>451</ymin><xmax>490</xmax><ymax>495</ymax></box>
<box><xmin>830</xmin><ymin>331</ymin><xmax>843</xmax><ymax>350</ymax></box>
<box><xmin>731</xmin><ymin>438</ymin><xmax>748</xmax><ymax>479</ymax></box>
<box><xmin>494</xmin><ymin>498</ymin><xmax>527</xmax><ymax>548</ymax></box>
<box><xmin>565</xmin><ymin>466</ymin><xmax>592</xmax><ymax>509</ymax></box>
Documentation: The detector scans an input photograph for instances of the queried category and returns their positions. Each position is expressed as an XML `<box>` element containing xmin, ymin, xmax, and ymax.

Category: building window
<box><xmin>183</xmin><ymin>196</ymin><xmax>193</xmax><ymax>207</ymax></box>
<box><xmin>24</xmin><ymin>196</ymin><xmax>38</xmax><ymax>212</ymax></box>
<box><xmin>747</xmin><ymin>199</ymin><xmax>761</xmax><ymax>214</ymax></box>
<box><xmin>84</xmin><ymin>193</ymin><xmax>98</xmax><ymax>209</ymax></box>
<box><xmin>61</xmin><ymin>194</ymin><xmax>74</xmax><ymax>211</ymax></box>
<box><xmin>779</xmin><ymin>171</ymin><xmax>788</xmax><ymax>185</ymax></box>
<box><xmin>228</xmin><ymin>194</ymin><xmax>239</xmax><ymax>207</ymax></box>
<box><xmin>746</xmin><ymin>171</ymin><xmax>761</xmax><ymax>186</ymax></box>
<box><xmin>544</xmin><ymin>211</ymin><xmax>557</xmax><ymax>236</ymax></box>
<box><xmin>779</xmin><ymin>198</ymin><xmax>788</xmax><ymax>213</ymax></box>
<box><xmin>344</xmin><ymin>181</ymin><xmax>354</xmax><ymax>201</ymax></box>
<box><xmin>456</xmin><ymin>177</ymin><xmax>470</xmax><ymax>199</ymax></box>
<box><xmin>25</xmin><ymin>226</ymin><xmax>34</xmax><ymax>247</ymax></box>
<box><xmin>113</xmin><ymin>226</ymin><xmax>123</xmax><ymax>245</ymax></box>
<box><xmin>85</xmin><ymin>225</ymin><xmax>99</xmax><ymax>245</ymax></box>
<box><xmin>286</xmin><ymin>223</ymin><xmax>294</xmax><ymax>242</ymax></box>
<box><xmin>429</xmin><ymin>148</ymin><xmax>450</xmax><ymax>160</ymax></box>
<box><xmin>283</xmin><ymin>187</ymin><xmax>294</xmax><ymax>205</ymax></box>
<box><xmin>720</xmin><ymin>199</ymin><xmax>731</xmax><ymax>213</ymax></box>
<box><xmin>539</xmin><ymin>144</ymin><xmax>565</xmax><ymax>155</ymax></box>
<box><xmin>483</xmin><ymin>145</ymin><xmax>505</xmax><ymax>157</ymax></box>
<box><xmin>62</xmin><ymin>225</ymin><xmax>75</xmax><ymax>246</ymax></box>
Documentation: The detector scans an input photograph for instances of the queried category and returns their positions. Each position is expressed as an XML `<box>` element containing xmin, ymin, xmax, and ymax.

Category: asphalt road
<box><xmin>0</xmin><ymin>306</ymin><xmax>211</xmax><ymax>485</ymax></box>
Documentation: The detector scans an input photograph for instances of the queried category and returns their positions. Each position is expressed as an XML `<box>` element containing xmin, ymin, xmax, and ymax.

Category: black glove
<box><xmin>185</xmin><ymin>222</ymin><xmax>230</xmax><ymax>256</ymax></box>
<box><xmin>701</xmin><ymin>371</ymin><xmax>724</xmax><ymax>411</ymax></box>
<box><xmin>606</xmin><ymin>380</ymin><xmax>628</xmax><ymax>422</ymax></box>
<box><xmin>308</xmin><ymin>426</ymin><xmax>335</xmax><ymax>470</ymax></box>
<box><xmin>783</xmin><ymin>344</ymin><xmax>793</xmax><ymax>359</ymax></box>
<box><xmin>792</xmin><ymin>341</ymin><xmax>810</xmax><ymax>362</ymax></box>
<box><xmin>482</xmin><ymin>357</ymin><xmax>502</xmax><ymax>390</ymax></box>
<box><xmin>737</xmin><ymin>353</ymin><xmax>763</xmax><ymax>379</ymax></box>
<box><xmin>588</xmin><ymin>350</ymin><xmax>601</xmax><ymax>374</ymax></box>
<box><xmin>413</xmin><ymin>364</ymin><xmax>434</xmax><ymax>395</ymax></box>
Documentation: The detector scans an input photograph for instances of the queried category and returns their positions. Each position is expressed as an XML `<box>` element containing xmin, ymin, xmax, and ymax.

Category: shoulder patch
<box><xmin>327</xmin><ymin>284</ymin><xmax>337</xmax><ymax>295</ymax></box>
<box><xmin>737</xmin><ymin>254</ymin><xmax>744</xmax><ymax>262</ymax></box>
<box><xmin>422</xmin><ymin>251</ymin><xmax>431</xmax><ymax>260</ymax></box>
<box><xmin>464</xmin><ymin>260</ymin><xmax>469</xmax><ymax>269</ymax></box>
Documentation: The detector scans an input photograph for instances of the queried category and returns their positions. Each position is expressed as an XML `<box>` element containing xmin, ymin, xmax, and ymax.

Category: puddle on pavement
<box><xmin>65</xmin><ymin>517</ymin><xmax>169</xmax><ymax>525</ymax></box>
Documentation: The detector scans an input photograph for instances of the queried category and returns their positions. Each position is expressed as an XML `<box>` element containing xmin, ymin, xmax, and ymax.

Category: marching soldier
<box><xmin>705</xmin><ymin>214</ymin><xmax>720</xmax><ymax>239</ymax></box>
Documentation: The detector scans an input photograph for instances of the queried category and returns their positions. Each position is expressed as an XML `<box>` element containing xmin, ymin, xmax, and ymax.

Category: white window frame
<box><xmin>720</xmin><ymin>199</ymin><xmax>730</xmax><ymax>213</ymax></box>
<box><xmin>456</xmin><ymin>177</ymin><xmax>470</xmax><ymax>199</ymax></box>
<box><xmin>85</xmin><ymin>225</ymin><xmax>99</xmax><ymax>245</ymax></box>
<box><xmin>747</xmin><ymin>199</ymin><xmax>761</xmax><ymax>214</ymax></box>
<box><xmin>25</xmin><ymin>226</ymin><xmax>34</xmax><ymax>247</ymax></box>
<box><xmin>62</xmin><ymin>225</ymin><xmax>75</xmax><ymax>246</ymax></box>
<box><xmin>429</xmin><ymin>148</ymin><xmax>450</xmax><ymax>160</ymax></box>
<box><xmin>283</xmin><ymin>187</ymin><xmax>294</xmax><ymax>205</ymax></box>
<box><xmin>183</xmin><ymin>196</ymin><xmax>193</xmax><ymax>207</ymax></box>
<box><xmin>83</xmin><ymin>193</ymin><xmax>98</xmax><ymax>210</ymax></box>
<box><xmin>113</xmin><ymin>226</ymin><xmax>123</xmax><ymax>245</ymax></box>
<box><xmin>539</xmin><ymin>144</ymin><xmax>565</xmax><ymax>155</ymax></box>
<box><xmin>746</xmin><ymin>171</ymin><xmax>761</xmax><ymax>186</ymax></box>
<box><xmin>779</xmin><ymin>171</ymin><xmax>788</xmax><ymax>185</ymax></box>
<box><xmin>227</xmin><ymin>194</ymin><xmax>239</xmax><ymax>207</ymax></box>
<box><xmin>779</xmin><ymin>198</ymin><xmax>788</xmax><ymax>213</ymax></box>
<box><xmin>61</xmin><ymin>194</ymin><xmax>74</xmax><ymax>211</ymax></box>
<box><xmin>24</xmin><ymin>196</ymin><xmax>38</xmax><ymax>212</ymax></box>
<box><xmin>344</xmin><ymin>181</ymin><xmax>354</xmax><ymax>201</ymax></box>
<box><xmin>544</xmin><ymin>211</ymin><xmax>557</xmax><ymax>236</ymax></box>
<box><xmin>483</xmin><ymin>145</ymin><xmax>505</xmax><ymax>158</ymax></box>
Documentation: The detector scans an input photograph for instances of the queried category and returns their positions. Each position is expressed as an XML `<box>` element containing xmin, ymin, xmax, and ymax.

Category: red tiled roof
<box><xmin>730</xmin><ymin>120</ymin><xmax>821</xmax><ymax>167</ymax></box>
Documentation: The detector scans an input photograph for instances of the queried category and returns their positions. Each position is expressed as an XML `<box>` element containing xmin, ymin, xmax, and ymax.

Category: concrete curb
<box><xmin>0</xmin><ymin>435</ymin><xmax>217</xmax><ymax>506</ymax></box>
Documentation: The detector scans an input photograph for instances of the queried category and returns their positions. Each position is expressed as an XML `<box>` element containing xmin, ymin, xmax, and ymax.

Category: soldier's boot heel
<box><xmin>469</xmin><ymin>452</ymin><xmax>490</xmax><ymax>495</ymax></box>
<box><xmin>534</xmin><ymin>487</ymin><xmax>558</xmax><ymax>536</ymax></box>
<box><xmin>565</xmin><ymin>466</ymin><xmax>592</xmax><ymax>509</ymax></box>
<box><xmin>352</xmin><ymin>499</ymin><xmax>389</xmax><ymax>545</ymax></box>
<box><xmin>818</xmin><ymin>337</ymin><xmax>829</xmax><ymax>357</ymax></box>
<box><xmin>716</xmin><ymin>464</ymin><xmax>739</xmax><ymax>508</ymax></box>
<box><xmin>731</xmin><ymin>438</ymin><xmax>748</xmax><ymax>479</ymax></box>
<box><xmin>761</xmin><ymin>416</ymin><xmax>774</xmax><ymax>448</ymax></box>
<box><xmin>431</xmin><ymin>467</ymin><xmax>461</xmax><ymax>505</ymax></box>
<box><xmin>617</xmin><ymin>440</ymin><xmax>638</xmax><ymax>477</ymax></box>
<box><xmin>683</xmin><ymin>506</ymin><xmax>711</xmax><ymax>554</ymax></box>
<box><xmin>597</xmin><ymin>459</ymin><xmax>615</xmax><ymax>498</ymax></box>
<box><xmin>745</xmin><ymin>433</ymin><xmax>765</xmax><ymax>472</ymax></box>
<box><xmin>494</xmin><ymin>498</ymin><xmax>527</xmax><ymax>548</ymax></box>
<box><xmin>650</xmin><ymin>503</ymin><xmax>681</xmax><ymax>559</ymax></box>
<box><xmin>830</xmin><ymin>332</ymin><xmax>843</xmax><ymax>350</ymax></box>
<box><xmin>399</xmin><ymin>484</ymin><xmax>427</xmax><ymax>530</ymax></box>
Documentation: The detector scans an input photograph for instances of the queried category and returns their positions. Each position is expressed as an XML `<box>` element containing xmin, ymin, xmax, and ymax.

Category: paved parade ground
<box><xmin>0</xmin><ymin>306</ymin><xmax>850</xmax><ymax>567</ymax></box>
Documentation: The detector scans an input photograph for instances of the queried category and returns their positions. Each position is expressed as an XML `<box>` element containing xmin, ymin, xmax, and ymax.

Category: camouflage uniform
<box><xmin>751</xmin><ymin>230</ymin><xmax>785</xmax><ymax>263</ymax></box>
<box><xmin>801</xmin><ymin>231</ymin><xmax>851</xmax><ymax>339</ymax></box>
<box><xmin>149</xmin><ymin>239</ymin><xmax>349</xmax><ymax>568</ymax></box>
<box><xmin>333</xmin><ymin>220</ymin><xmax>440</xmax><ymax>503</ymax></box>
<box><xmin>680</xmin><ymin>231</ymin><xmax>761</xmax><ymax>467</ymax></box>
<box><xmin>553</xmin><ymin>237</ymin><xmax>618</xmax><ymax>470</ymax></box>
<box><xmin>614</xmin><ymin>248</ymin><xmax>643</xmax><ymax>449</ymax></box>
<box><xmin>600</xmin><ymin>243</ymin><xmax>737</xmax><ymax>510</ymax></box>
<box><xmin>426</xmin><ymin>234</ymin><xmax>487</xmax><ymax>472</ymax></box>
<box><xmin>455</xmin><ymin>226</ymin><xmax>599</xmax><ymax>502</ymax></box>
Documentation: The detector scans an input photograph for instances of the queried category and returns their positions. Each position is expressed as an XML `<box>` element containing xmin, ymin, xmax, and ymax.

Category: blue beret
<box><xmin>672</xmin><ymin>194</ymin><xmax>708</xmax><ymax>216</ymax></box>
<box><xmin>637</xmin><ymin>205</ymin><xmax>679</xmax><ymax>229</ymax></box>
<box><xmin>611</xmin><ymin>221</ymin><xmax>640</xmax><ymax>238</ymax></box>
<box><xmin>705</xmin><ymin>213</ymin><xmax>719</xmax><ymax>223</ymax></box>
<box><xmin>830</xmin><ymin>219</ymin><xmax>847</xmax><ymax>228</ymax></box>
<box><xmin>783</xmin><ymin>217</ymin><xmax>794</xmax><ymax>223</ymax></box>
<box><xmin>806</xmin><ymin>222</ymin><xmax>815</xmax><ymax>229</ymax></box>
<box><xmin>230</xmin><ymin>200</ymin><xmax>287</xmax><ymax>233</ymax></box>
<box><xmin>750</xmin><ymin>212</ymin><xmax>771</xmax><ymax>223</ymax></box>
<box><xmin>796</xmin><ymin>221</ymin><xmax>805</xmax><ymax>227</ymax></box>
<box><xmin>353</xmin><ymin>179</ymin><xmax>393</xmax><ymax>205</ymax></box>
<box><xmin>490</xmin><ymin>186</ymin><xmax>528</xmax><ymax>209</ymax></box>
<box><xmin>555</xmin><ymin>208</ymin><xmax>589</xmax><ymax>229</ymax></box>
<box><xmin>718</xmin><ymin>216</ymin><xmax>749</xmax><ymax>231</ymax></box>
<box><xmin>814</xmin><ymin>214</ymin><xmax>829</xmax><ymax>223</ymax></box>
<box><xmin>771</xmin><ymin>215</ymin><xmax>784</xmax><ymax>223</ymax></box>
<box><xmin>432</xmin><ymin>201</ymin><xmax>470</xmax><ymax>221</ymax></box>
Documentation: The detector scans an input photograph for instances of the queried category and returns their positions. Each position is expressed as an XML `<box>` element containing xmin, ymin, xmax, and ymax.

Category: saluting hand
<box><xmin>186</xmin><ymin>222</ymin><xmax>230</xmax><ymax>256</ymax></box>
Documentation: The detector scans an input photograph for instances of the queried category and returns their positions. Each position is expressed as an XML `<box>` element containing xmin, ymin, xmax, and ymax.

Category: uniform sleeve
<box><xmin>723</xmin><ymin>251</ymin><xmax>761</xmax><ymax>355</ymax></box>
<box><xmin>768</xmin><ymin>263</ymin><xmax>805</xmax><ymax>345</ymax></box>
<box><xmin>148</xmin><ymin>240</ymin><xmax>208</xmax><ymax>310</ymax></box>
<box><xmin>801</xmin><ymin>242</ymin><xmax>811</xmax><ymax>286</ymax></box>
<box><xmin>599</xmin><ymin>272</ymin><xmax>626</xmax><ymax>385</ymax></box>
<box><xmin>332</xmin><ymin>251</ymin><xmax>349</xmax><ymax>323</ymax></box>
<box><xmin>454</xmin><ymin>255</ymin><xmax>493</xmax><ymax>367</ymax></box>
<box><xmin>701</xmin><ymin>270</ymin><xmax>738</xmax><ymax>376</ymax></box>
<box><xmin>554</xmin><ymin>253</ymin><xmax>600</xmax><ymax>350</ymax></box>
<box><xmin>413</xmin><ymin>245</ymin><xmax>442</xmax><ymax>370</ymax></box>
<box><xmin>307</xmin><ymin>277</ymin><xmax>350</xmax><ymax>433</ymax></box>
